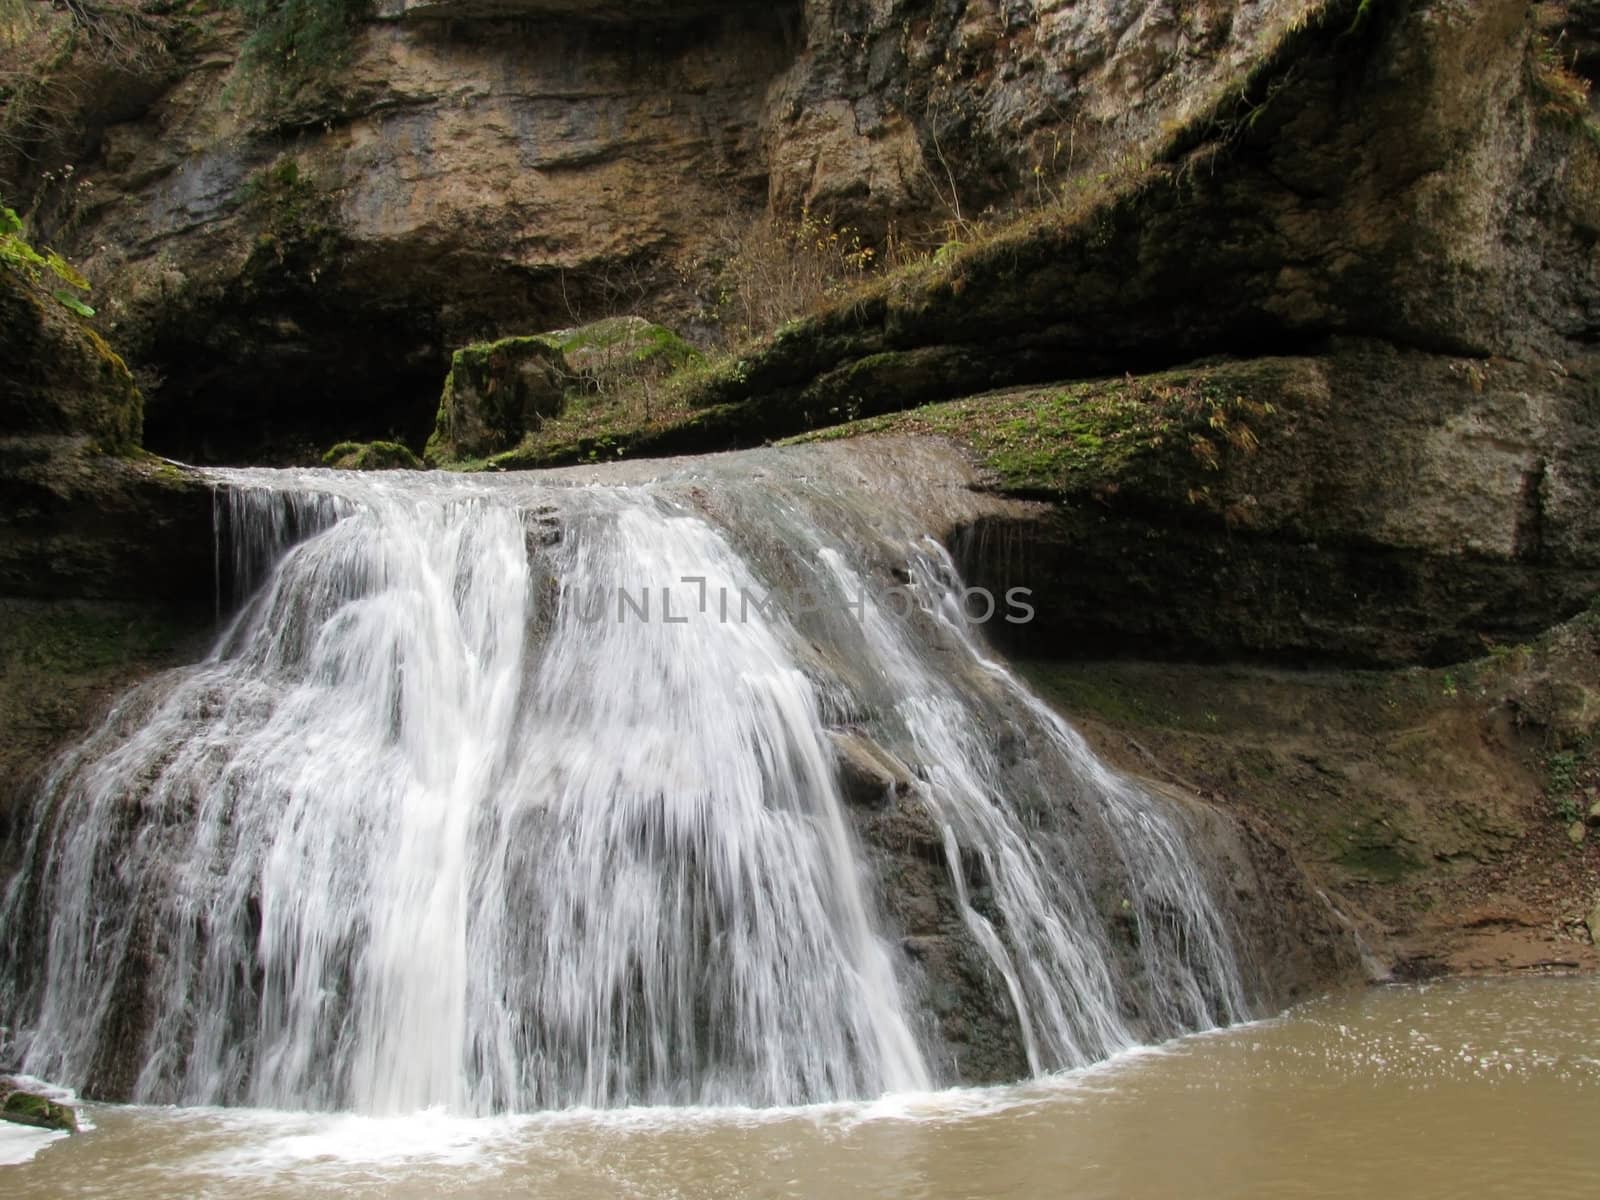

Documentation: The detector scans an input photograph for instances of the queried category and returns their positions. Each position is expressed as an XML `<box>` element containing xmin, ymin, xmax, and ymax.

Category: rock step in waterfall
<box><xmin>0</xmin><ymin>458</ymin><xmax>1247</xmax><ymax>1114</ymax></box>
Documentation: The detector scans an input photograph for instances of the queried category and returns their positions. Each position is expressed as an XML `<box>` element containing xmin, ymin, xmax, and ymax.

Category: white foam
<box><xmin>0</xmin><ymin>1121</ymin><xmax>68</xmax><ymax>1166</ymax></box>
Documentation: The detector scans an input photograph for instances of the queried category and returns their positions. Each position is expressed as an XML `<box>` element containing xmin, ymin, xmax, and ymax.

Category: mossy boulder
<box><xmin>0</xmin><ymin>251</ymin><xmax>213</xmax><ymax>616</ymax></box>
<box><xmin>0</xmin><ymin>1086</ymin><xmax>77</xmax><ymax>1132</ymax></box>
<box><xmin>321</xmin><ymin>440</ymin><xmax>421</xmax><ymax>471</ymax></box>
<box><xmin>0</xmin><ymin>267</ymin><xmax>140</xmax><ymax>454</ymax></box>
<box><xmin>426</xmin><ymin>335</ymin><xmax>569</xmax><ymax>464</ymax></box>
<box><xmin>425</xmin><ymin>318</ymin><xmax>699</xmax><ymax>465</ymax></box>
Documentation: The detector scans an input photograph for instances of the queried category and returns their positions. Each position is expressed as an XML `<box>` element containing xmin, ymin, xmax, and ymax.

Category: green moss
<box><xmin>321</xmin><ymin>440</ymin><xmax>421</xmax><ymax>470</ymax></box>
<box><xmin>1544</xmin><ymin>743</ymin><xmax>1592</xmax><ymax>825</ymax></box>
<box><xmin>227</xmin><ymin>0</ymin><xmax>371</xmax><ymax>84</ymax></box>
<box><xmin>789</xmin><ymin>360</ymin><xmax>1285</xmax><ymax>501</ymax></box>
<box><xmin>1017</xmin><ymin>662</ymin><xmax>1183</xmax><ymax>729</ymax></box>
<box><xmin>1</xmin><ymin>197</ymin><xmax>96</xmax><ymax>319</ymax></box>
<box><xmin>425</xmin><ymin>335</ymin><xmax>569</xmax><ymax>465</ymax></box>
<box><xmin>552</xmin><ymin>316</ymin><xmax>700</xmax><ymax>372</ymax></box>
<box><xmin>0</xmin><ymin>602</ymin><xmax>187</xmax><ymax>675</ymax></box>
<box><xmin>238</xmin><ymin>158</ymin><xmax>342</xmax><ymax>283</ymax></box>
<box><xmin>427</xmin><ymin>319</ymin><xmax>715</xmax><ymax>468</ymax></box>
<box><xmin>1</xmin><ymin>1090</ymin><xmax>78</xmax><ymax>1132</ymax></box>
<box><xmin>1335</xmin><ymin>842</ymin><xmax>1420</xmax><ymax>882</ymax></box>
<box><xmin>451</xmin><ymin>334</ymin><xmax>564</xmax><ymax>370</ymax></box>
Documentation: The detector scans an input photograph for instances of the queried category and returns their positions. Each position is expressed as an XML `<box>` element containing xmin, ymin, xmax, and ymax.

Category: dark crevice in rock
<box><xmin>1516</xmin><ymin>458</ymin><xmax>1550</xmax><ymax>563</ymax></box>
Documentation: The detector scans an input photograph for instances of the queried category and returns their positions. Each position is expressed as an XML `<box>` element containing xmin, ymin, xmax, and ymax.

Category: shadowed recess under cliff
<box><xmin>0</xmin><ymin>455</ymin><xmax>1251</xmax><ymax>1112</ymax></box>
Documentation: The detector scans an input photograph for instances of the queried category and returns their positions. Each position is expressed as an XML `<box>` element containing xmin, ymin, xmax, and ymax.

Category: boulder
<box><xmin>322</xmin><ymin>440</ymin><xmax>422</xmax><ymax>471</ymax></box>
<box><xmin>426</xmin><ymin>336</ymin><xmax>569</xmax><ymax>463</ymax></box>
<box><xmin>425</xmin><ymin>318</ymin><xmax>698</xmax><ymax>464</ymax></box>
<box><xmin>0</xmin><ymin>1085</ymin><xmax>77</xmax><ymax>1133</ymax></box>
<box><xmin>551</xmin><ymin>316</ymin><xmax>698</xmax><ymax>380</ymax></box>
<box><xmin>1</xmin><ymin>264</ymin><xmax>140</xmax><ymax>454</ymax></box>
<box><xmin>828</xmin><ymin>730</ymin><xmax>913</xmax><ymax>810</ymax></box>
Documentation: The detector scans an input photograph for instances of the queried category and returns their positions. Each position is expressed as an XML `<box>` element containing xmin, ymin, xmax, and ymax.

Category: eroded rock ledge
<box><xmin>0</xmin><ymin>267</ymin><xmax>213</xmax><ymax>869</ymax></box>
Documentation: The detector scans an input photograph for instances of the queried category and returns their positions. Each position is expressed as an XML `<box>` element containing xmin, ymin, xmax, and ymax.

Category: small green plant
<box><xmin>239</xmin><ymin>158</ymin><xmax>341</xmax><ymax>280</ymax></box>
<box><xmin>0</xmin><ymin>199</ymin><xmax>94</xmax><ymax>315</ymax></box>
<box><xmin>1531</xmin><ymin>27</ymin><xmax>1594</xmax><ymax>123</ymax></box>
<box><xmin>227</xmin><ymin>0</ymin><xmax>371</xmax><ymax>78</ymax></box>
<box><xmin>1546</xmin><ymin>747</ymin><xmax>1586</xmax><ymax>824</ymax></box>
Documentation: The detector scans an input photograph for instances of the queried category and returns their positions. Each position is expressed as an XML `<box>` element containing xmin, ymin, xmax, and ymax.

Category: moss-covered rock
<box><xmin>425</xmin><ymin>318</ymin><xmax>701</xmax><ymax>466</ymax></box>
<box><xmin>425</xmin><ymin>335</ymin><xmax>569</xmax><ymax>464</ymax></box>
<box><xmin>1</xmin><ymin>250</ymin><xmax>214</xmax><ymax>885</ymax></box>
<box><xmin>789</xmin><ymin>359</ymin><xmax>1288</xmax><ymax>503</ymax></box>
<box><xmin>786</xmin><ymin>343</ymin><xmax>1600</xmax><ymax>667</ymax></box>
<box><xmin>0</xmin><ymin>267</ymin><xmax>141</xmax><ymax>454</ymax></box>
<box><xmin>0</xmin><ymin>1085</ymin><xmax>77</xmax><ymax>1133</ymax></box>
<box><xmin>321</xmin><ymin>440</ymin><xmax>422</xmax><ymax>471</ymax></box>
<box><xmin>552</xmin><ymin>315</ymin><xmax>699</xmax><ymax>377</ymax></box>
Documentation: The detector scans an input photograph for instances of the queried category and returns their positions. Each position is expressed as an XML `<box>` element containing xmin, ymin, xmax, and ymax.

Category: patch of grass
<box><xmin>1545</xmin><ymin>743</ymin><xmax>1590</xmax><ymax>825</ymax></box>
<box><xmin>227</xmin><ymin>0</ymin><xmax>370</xmax><ymax>83</ymax></box>
<box><xmin>1336</xmin><ymin>841</ymin><xmax>1420</xmax><ymax>882</ymax></box>
<box><xmin>0</xmin><ymin>602</ymin><xmax>186</xmax><ymax>675</ymax></box>
<box><xmin>1531</xmin><ymin>26</ymin><xmax>1593</xmax><ymax>121</ymax></box>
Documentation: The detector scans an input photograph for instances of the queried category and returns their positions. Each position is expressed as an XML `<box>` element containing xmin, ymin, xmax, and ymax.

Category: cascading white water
<box><xmin>0</xmin><ymin>454</ymin><xmax>1248</xmax><ymax>1114</ymax></box>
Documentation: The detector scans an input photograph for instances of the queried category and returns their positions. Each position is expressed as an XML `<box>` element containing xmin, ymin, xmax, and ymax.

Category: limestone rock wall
<box><xmin>4</xmin><ymin>1</ymin><xmax>1322</xmax><ymax>460</ymax></box>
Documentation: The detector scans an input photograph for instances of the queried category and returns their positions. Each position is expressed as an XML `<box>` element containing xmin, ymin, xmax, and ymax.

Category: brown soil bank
<box><xmin>1018</xmin><ymin>614</ymin><xmax>1600</xmax><ymax>979</ymax></box>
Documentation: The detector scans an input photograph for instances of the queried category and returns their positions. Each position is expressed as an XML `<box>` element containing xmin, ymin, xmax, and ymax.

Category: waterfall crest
<box><xmin>0</xmin><ymin>456</ymin><xmax>1247</xmax><ymax>1113</ymax></box>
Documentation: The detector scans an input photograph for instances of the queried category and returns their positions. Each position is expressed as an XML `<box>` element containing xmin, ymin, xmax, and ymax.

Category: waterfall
<box><xmin>0</xmin><ymin>455</ymin><xmax>1248</xmax><ymax>1114</ymax></box>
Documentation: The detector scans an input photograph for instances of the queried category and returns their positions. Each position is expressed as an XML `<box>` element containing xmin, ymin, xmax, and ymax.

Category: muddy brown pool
<box><xmin>5</xmin><ymin>977</ymin><xmax>1596</xmax><ymax>1198</ymax></box>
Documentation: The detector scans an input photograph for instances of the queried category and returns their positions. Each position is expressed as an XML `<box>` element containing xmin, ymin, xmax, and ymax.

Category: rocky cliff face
<box><xmin>5</xmin><ymin>0</ymin><xmax>1339</xmax><ymax>462</ymax></box>
<box><xmin>0</xmin><ymin>264</ymin><xmax>213</xmax><ymax>867</ymax></box>
<box><xmin>465</xmin><ymin>0</ymin><xmax>1600</xmax><ymax>665</ymax></box>
<box><xmin>763</xmin><ymin>0</ymin><xmax>1311</xmax><ymax>220</ymax></box>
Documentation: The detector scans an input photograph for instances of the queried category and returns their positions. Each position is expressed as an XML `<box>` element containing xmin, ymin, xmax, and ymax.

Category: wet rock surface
<box><xmin>0</xmin><ymin>1081</ymin><xmax>77</xmax><ymax>1133</ymax></box>
<box><xmin>0</xmin><ymin>267</ymin><xmax>213</xmax><ymax>883</ymax></box>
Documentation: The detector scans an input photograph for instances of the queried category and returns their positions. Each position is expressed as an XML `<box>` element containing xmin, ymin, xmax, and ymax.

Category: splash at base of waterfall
<box><xmin>0</xmin><ymin>451</ymin><xmax>1248</xmax><ymax>1114</ymax></box>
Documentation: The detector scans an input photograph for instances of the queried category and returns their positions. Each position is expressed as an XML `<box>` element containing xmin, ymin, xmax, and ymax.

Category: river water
<box><xmin>5</xmin><ymin>977</ymin><xmax>1596</xmax><ymax>1197</ymax></box>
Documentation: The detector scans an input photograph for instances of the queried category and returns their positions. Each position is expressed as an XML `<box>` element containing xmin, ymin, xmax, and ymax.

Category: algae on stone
<box><xmin>0</xmin><ymin>1087</ymin><xmax>77</xmax><ymax>1132</ymax></box>
<box><xmin>322</xmin><ymin>440</ymin><xmax>421</xmax><ymax>471</ymax></box>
